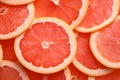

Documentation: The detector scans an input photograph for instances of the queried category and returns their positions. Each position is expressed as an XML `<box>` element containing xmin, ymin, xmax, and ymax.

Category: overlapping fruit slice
<box><xmin>69</xmin><ymin>63</ymin><xmax>88</xmax><ymax>80</ymax></box>
<box><xmin>90</xmin><ymin>15</ymin><xmax>120</xmax><ymax>68</ymax></box>
<box><xmin>25</xmin><ymin>67</ymin><xmax>71</xmax><ymax>80</ymax></box>
<box><xmin>0</xmin><ymin>60</ymin><xmax>29</xmax><ymax>80</ymax></box>
<box><xmin>14</xmin><ymin>17</ymin><xmax>76</xmax><ymax>74</ymax></box>
<box><xmin>76</xmin><ymin>0</ymin><xmax>120</xmax><ymax>33</ymax></box>
<box><xmin>88</xmin><ymin>69</ymin><xmax>120</xmax><ymax>80</ymax></box>
<box><xmin>34</xmin><ymin>0</ymin><xmax>89</xmax><ymax>29</ymax></box>
<box><xmin>41</xmin><ymin>68</ymin><xmax>71</xmax><ymax>80</ymax></box>
<box><xmin>0</xmin><ymin>2</ymin><xmax>35</xmax><ymax>39</ymax></box>
<box><xmin>72</xmin><ymin>32</ymin><xmax>112</xmax><ymax>76</ymax></box>
<box><xmin>0</xmin><ymin>0</ymin><xmax>34</xmax><ymax>5</ymax></box>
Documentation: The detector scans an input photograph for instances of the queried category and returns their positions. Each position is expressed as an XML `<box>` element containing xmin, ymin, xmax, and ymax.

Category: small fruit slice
<box><xmin>0</xmin><ymin>0</ymin><xmax>34</xmax><ymax>5</ymax></box>
<box><xmin>90</xmin><ymin>16</ymin><xmax>120</xmax><ymax>68</ymax></box>
<box><xmin>0</xmin><ymin>2</ymin><xmax>35</xmax><ymax>39</ymax></box>
<box><xmin>69</xmin><ymin>63</ymin><xmax>88</xmax><ymax>80</ymax></box>
<box><xmin>76</xmin><ymin>0</ymin><xmax>120</xmax><ymax>33</ymax></box>
<box><xmin>0</xmin><ymin>60</ymin><xmax>29</xmax><ymax>80</ymax></box>
<box><xmin>88</xmin><ymin>69</ymin><xmax>120</xmax><ymax>80</ymax></box>
<box><xmin>14</xmin><ymin>17</ymin><xmax>76</xmax><ymax>74</ymax></box>
<box><xmin>73</xmin><ymin>32</ymin><xmax>112</xmax><ymax>76</ymax></box>
<box><xmin>34</xmin><ymin>0</ymin><xmax>89</xmax><ymax>29</ymax></box>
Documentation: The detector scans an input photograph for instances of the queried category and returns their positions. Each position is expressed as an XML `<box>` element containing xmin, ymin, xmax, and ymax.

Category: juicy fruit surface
<box><xmin>75</xmin><ymin>33</ymin><xmax>106</xmax><ymax>69</ymax></box>
<box><xmin>0</xmin><ymin>0</ymin><xmax>120</xmax><ymax>79</ymax></box>
<box><xmin>90</xmin><ymin>16</ymin><xmax>120</xmax><ymax>68</ymax></box>
<box><xmin>20</xmin><ymin>22</ymin><xmax>70</xmax><ymax>67</ymax></box>
<box><xmin>14</xmin><ymin>17</ymin><xmax>76</xmax><ymax>74</ymax></box>
<box><xmin>0</xmin><ymin>60</ymin><xmax>29</xmax><ymax>80</ymax></box>
<box><xmin>79</xmin><ymin>0</ymin><xmax>112</xmax><ymax>28</ymax></box>
<box><xmin>34</xmin><ymin>0</ymin><xmax>81</xmax><ymax>24</ymax></box>
<box><xmin>89</xmin><ymin>69</ymin><xmax>120</xmax><ymax>80</ymax></box>
<box><xmin>69</xmin><ymin>63</ymin><xmax>88</xmax><ymax>80</ymax></box>
<box><xmin>95</xmin><ymin>17</ymin><xmax>120</xmax><ymax>62</ymax></box>
<box><xmin>76</xmin><ymin>0</ymin><xmax>119</xmax><ymax>32</ymax></box>
<box><xmin>0</xmin><ymin>66</ymin><xmax>22</xmax><ymax>80</ymax></box>
<box><xmin>0</xmin><ymin>2</ymin><xmax>28</xmax><ymax>34</ymax></box>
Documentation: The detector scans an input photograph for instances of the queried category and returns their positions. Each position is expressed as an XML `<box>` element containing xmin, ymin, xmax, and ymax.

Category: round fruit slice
<box><xmin>25</xmin><ymin>67</ymin><xmax>71</xmax><ymax>80</ymax></box>
<box><xmin>0</xmin><ymin>0</ymin><xmax>34</xmax><ymax>5</ymax></box>
<box><xmin>42</xmin><ymin>68</ymin><xmax>71</xmax><ymax>80</ymax></box>
<box><xmin>88</xmin><ymin>69</ymin><xmax>120</xmax><ymax>80</ymax></box>
<box><xmin>0</xmin><ymin>2</ymin><xmax>35</xmax><ymax>40</ymax></box>
<box><xmin>72</xmin><ymin>32</ymin><xmax>113</xmax><ymax>76</ymax></box>
<box><xmin>14</xmin><ymin>17</ymin><xmax>76</xmax><ymax>74</ymax></box>
<box><xmin>69</xmin><ymin>63</ymin><xmax>88</xmax><ymax>80</ymax></box>
<box><xmin>34</xmin><ymin>0</ymin><xmax>89</xmax><ymax>29</ymax></box>
<box><xmin>0</xmin><ymin>38</ymin><xmax>17</xmax><ymax>62</ymax></box>
<box><xmin>0</xmin><ymin>60</ymin><xmax>29</xmax><ymax>80</ymax></box>
<box><xmin>90</xmin><ymin>16</ymin><xmax>120</xmax><ymax>68</ymax></box>
<box><xmin>76</xmin><ymin>0</ymin><xmax>120</xmax><ymax>33</ymax></box>
<box><xmin>0</xmin><ymin>45</ymin><xmax>3</xmax><ymax>65</ymax></box>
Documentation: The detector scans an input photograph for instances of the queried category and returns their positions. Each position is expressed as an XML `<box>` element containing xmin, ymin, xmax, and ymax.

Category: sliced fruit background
<box><xmin>0</xmin><ymin>0</ymin><xmax>120</xmax><ymax>80</ymax></box>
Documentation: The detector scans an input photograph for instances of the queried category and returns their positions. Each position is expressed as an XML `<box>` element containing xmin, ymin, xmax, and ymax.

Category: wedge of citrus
<box><xmin>14</xmin><ymin>17</ymin><xmax>76</xmax><ymax>74</ymax></box>
<box><xmin>34</xmin><ymin>0</ymin><xmax>89</xmax><ymax>29</ymax></box>
<box><xmin>72</xmin><ymin>32</ymin><xmax>113</xmax><ymax>76</ymax></box>
<box><xmin>0</xmin><ymin>60</ymin><xmax>29</xmax><ymax>80</ymax></box>
<box><xmin>0</xmin><ymin>38</ymin><xmax>17</xmax><ymax>62</ymax></box>
<box><xmin>90</xmin><ymin>16</ymin><xmax>120</xmax><ymax>68</ymax></box>
<box><xmin>0</xmin><ymin>2</ymin><xmax>35</xmax><ymax>39</ymax></box>
<box><xmin>0</xmin><ymin>45</ymin><xmax>3</xmax><ymax>65</ymax></box>
<box><xmin>76</xmin><ymin>0</ymin><xmax>120</xmax><ymax>33</ymax></box>
<box><xmin>0</xmin><ymin>0</ymin><xmax>34</xmax><ymax>5</ymax></box>
<box><xmin>88</xmin><ymin>69</ymin><xmax>120</xmax><ymax>80</ymax></box>
<box><xmin>69</xmin><ymin>63</ymin><xmax>88</xmax><ymax>80</ymax></box>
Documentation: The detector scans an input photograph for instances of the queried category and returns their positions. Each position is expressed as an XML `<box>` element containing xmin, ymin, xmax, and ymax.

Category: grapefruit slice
<box><xmin>0</xmin><ymin>0</ymin><xmax>34</xmax><ymax>5</ymax></box>
<box><xmin>0</xmin><ymin>60</ymin><xmax>29</xmax><ymax>80</ymax></box>
<box><xmin>76</xmin><ymin>0</ymin><xmax>120</xmax><ymax>33</ymax></box>
<box><xmin>69</xmin><ymin>63</ymin><xmax>88</xmax><ymax>80</ymax></box>
<box><xmin>0</xmin><ymin>2</ymin><xmax>35</xmax><ymax>39</ymax></box>
<box><xmin>90</xmin><ymin>16</ymin><xmax>120</xmax><ymax>68</ymax></box>
<box><xmin>88</xmin><ymin>69</ymin><xmax>120</xmax><ymax>80</ymax></box>
<box><xmin>25</xmin><ymin>67</ymin><xmax>71</xmax><ymax>80</ymax></box>
<box><xmin>14</xmin><ymin>17</ymin><xmax>77</xmax><ymax>74</ymax></box>
<box><xmin>0</xmin><ymin>45</ymin><xmax>3</xmax><ymax>65</ymax></box>
<box><xmin>34</xmin><ymin>0</ymin><xmax>89</xmax><ymax>29</ymax></box>
<box><xmin>72</xmin><ymin>32</ymin><xmax>113</xmax><ymax>76</ymax></box>
<box><xmin>0</xmin><ymin>38</ymin><xmax>17</xmax><ymax>62</ymax></box>
<box><xmin>42</xmin><ymin>68</ymin><xmax>71</xmax><ymax>80</ymax></box>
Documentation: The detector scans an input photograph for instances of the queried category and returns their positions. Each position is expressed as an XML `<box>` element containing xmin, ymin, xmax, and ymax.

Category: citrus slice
<box><xmin>72</xmin><ymin>32</ymin><xmax>113</xmax><ymax>76</ymax></box>
<box><xmin>0</xmin><ymin>2</ymin><xmax>35</xmax><ymax>40</ymax></box>
<box><xmin>69</xmin><ymin>63</ymin><xmax>88</xmax><ymax>80</ymax></box>
<box><xmin>25</xmin><ymin>68</ymin><xmax>71</xmax><ymax>80</ymax></box>
<box><xmin>42</xmin><ymin>68</ymin><xmax>71</xmax><ymax>80</ymax></box>
<box><xmin>90</xmin><ymin>16</ymin><xmax>120</xmax><ymax>68</ymax></box>
<box><xmin>34</xmin><ymin>0</ymin><xmax>89</xmax><ymax>29</ymax></box>
<box><xmin>88</xmin><ymin>69</ymin><xmax>120</xmax><ymax>80</ymax></box>
<box><xmin>0</xmin><ymin>38</ymin><xmax>17</xmax><ymax>62</ymax></box>
<box><xmin>76</xmin><ymin>0</ymin><xmax>120</xmax><ymax>33</ymax></box>
<box><xmin>14</xmin><ymin>17</ymin><xmax>77</xmax><ymax>74</ymax></box>
<box><xmin>0</xmin><ymin>0</ymin><xmax>34</xmax><ymax>5</ymax></box>
<box><xmin>0</xmin><ymin>45</ymin><xmax>3</xmax><ymax>65</ymax></box>
<box><xmin>0</xmin><ymin>60</ymin><xmax>29</xmax><ymax>80</ymax></box>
